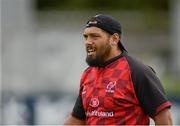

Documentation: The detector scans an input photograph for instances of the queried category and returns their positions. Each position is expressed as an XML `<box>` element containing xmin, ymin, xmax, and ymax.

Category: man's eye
<box><xmin>83</xmin><ymin>35</ymin><xmax>88</xmax><ymax>40</ymax></box>
<box><xmin>92</xmin><ymin>35</ymin><xmax>100</xmax><ymax>38</ymax></box>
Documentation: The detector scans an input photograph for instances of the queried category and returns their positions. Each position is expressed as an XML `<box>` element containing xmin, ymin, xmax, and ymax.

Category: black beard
<box><xmin>86</xmin><ymin>44</ymin><xmax>111</xmax><ymax>67</ymax></box>
<box><xmin>86</xmin><ymin>54</ymin><xmax>104</xmax><ymax>67</ymax></box>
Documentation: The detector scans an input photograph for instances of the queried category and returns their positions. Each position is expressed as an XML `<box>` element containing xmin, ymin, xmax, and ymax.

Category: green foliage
<box><xmin>161</xmin><ymin>74</ymin><xmax>180</xmax><ymax>97</ymax></box>
<box><xmin>36</xmin><ymin>0</ymin><xmax>169</xmax><ymax>11</ymax></box>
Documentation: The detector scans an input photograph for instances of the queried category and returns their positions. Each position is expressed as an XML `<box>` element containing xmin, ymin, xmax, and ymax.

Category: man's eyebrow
<box><xmin>83</xmin><ymin>34</ymin><xmax>87</xmax><ymax>37</ymax></box>
<box><xmin>83</xmin><ymin>32</ymin><xmax>100</xmax><ymax>36</ymax></box>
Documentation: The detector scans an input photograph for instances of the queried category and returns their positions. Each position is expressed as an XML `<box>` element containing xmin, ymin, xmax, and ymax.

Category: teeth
<box><xmin>88</xmin><ymin>49</ymin><xmax>94</xmax><ymax>52</ymax></box>
<box><xmin>87</xmin><ymin>47</ymin><xmax>95</xmax><ymax>53</ymax></box>
<box><xmin>88</xmin><ymin>50</ymin><xmax>95</xmax><ymax>53</ymax></box>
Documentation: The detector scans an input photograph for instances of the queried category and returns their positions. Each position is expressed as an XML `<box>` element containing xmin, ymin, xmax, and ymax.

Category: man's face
<box><xmin>83</xmin><ymin>27</ymin><xmax>112</xmax><ymax>67</ymax></box>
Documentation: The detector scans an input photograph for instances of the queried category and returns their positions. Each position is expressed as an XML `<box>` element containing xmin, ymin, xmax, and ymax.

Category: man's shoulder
<box><xmin>82</xmin><ymin>66</ymin><xmax>94</xmax><ymax>74</ymax></box>
<box><xmin>80</xmin><ymin>67</ymin><xmax>94</xmax><ymax>80</ymax></box>
<box><xmin>124</xmin><ymin>54</ymin><xmax>155</xmax><ymax>74</ymax></box>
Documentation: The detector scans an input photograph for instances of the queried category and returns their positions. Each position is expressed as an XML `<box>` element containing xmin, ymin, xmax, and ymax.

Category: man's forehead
<box><xmin>83</xmin><ymin>26</ymin><xmax>106</xmax><ymax>34</ymax></box>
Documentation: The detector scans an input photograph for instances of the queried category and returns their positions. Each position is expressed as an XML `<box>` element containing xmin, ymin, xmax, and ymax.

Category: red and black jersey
<box><xmin>72</xmin><ymin>51</ymin><xmax>171</xmax><ymax>125</ymax></box>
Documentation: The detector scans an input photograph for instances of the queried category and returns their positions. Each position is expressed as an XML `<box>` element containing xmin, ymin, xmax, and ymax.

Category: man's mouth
<box><xmin>86</xmin><ymin>47</ymin><xmax>96</xmax><ymax>56</ymax></box>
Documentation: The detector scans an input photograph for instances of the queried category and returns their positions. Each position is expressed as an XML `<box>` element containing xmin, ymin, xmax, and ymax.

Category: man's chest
<box><xmin>80</xmin><ymin>67</ymin><xmax>138</xmax><ymax>113</ymax></box>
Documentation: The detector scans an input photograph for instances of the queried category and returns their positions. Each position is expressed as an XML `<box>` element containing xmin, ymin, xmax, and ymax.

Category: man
<box><xmin>64</xmin><ymin>14</ymin><xmax>172</xmax><ymax>125</ymax></box>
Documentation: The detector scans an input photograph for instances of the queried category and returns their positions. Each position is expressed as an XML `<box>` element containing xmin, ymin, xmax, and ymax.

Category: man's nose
<box><xmin>85</xmin><ymin>38</ymin><xmax>93</xmax><ymax>45</ymax></box>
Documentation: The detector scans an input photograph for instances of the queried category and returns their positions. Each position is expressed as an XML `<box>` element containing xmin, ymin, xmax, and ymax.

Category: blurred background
<box><xmin>1</xmin><ymin>0</ymin><xmax>180</xmax><ymax>124</ymax></box>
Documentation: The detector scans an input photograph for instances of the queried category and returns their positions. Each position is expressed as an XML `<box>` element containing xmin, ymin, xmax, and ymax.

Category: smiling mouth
<box><xmin>86</xmin><ymin>46</ymin><xmax>96</xmax><ymax>55</ymax></box>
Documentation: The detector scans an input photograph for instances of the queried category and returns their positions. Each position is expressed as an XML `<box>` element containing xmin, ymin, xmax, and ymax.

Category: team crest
<box><xmin>106</xmin><ymin>81</ymin><xmax>116</xmax><ymax>93</ymax></box>
<box><xmin>89</xmin><ymin>98</ymin><xmax>99</xmax><ymax>107</ymax></box>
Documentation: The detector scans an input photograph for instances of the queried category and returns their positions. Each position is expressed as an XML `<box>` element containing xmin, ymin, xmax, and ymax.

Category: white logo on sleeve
<box><xmin>89</xmin><ymin>98</ymin><xmax>99</xmax><ymax>107</ymax></box>
<box><xmin>82</xmin><ymin>86</ymin><xmax>86</xmax><ymax>95</ymax></box>
<box><xmin>106</xmin><ymin>81</ymin><xmax>116</xmax><ymax>93</ymax></box>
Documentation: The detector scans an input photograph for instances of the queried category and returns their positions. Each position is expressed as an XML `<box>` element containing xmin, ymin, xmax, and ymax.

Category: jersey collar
<box><xmin>99</xmin><ymin>51</ymin><xmax>127</xmax><ymax>68</ymax></box>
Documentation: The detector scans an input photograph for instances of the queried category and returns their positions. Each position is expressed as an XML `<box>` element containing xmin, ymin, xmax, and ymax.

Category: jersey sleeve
<box><xmin>71</xmin><ymin>69</ymin><xmax>88</xmax><ymax>120</ymax></box>
<box><xmin>126</xmin><ymin>55</ymin><xmax>172</xmax><ymax>118</ymax></box>
<box><xmin>71</xmin><ymin>94</ymin><xmax>86</xmax><ymax>120</ymax></box>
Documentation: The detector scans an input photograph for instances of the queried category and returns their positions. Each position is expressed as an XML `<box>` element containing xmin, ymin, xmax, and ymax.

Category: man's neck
<box><xmin>105</xmin><ymin>49</ymin><xmax>122</xmax><ymax>62</ymax></box>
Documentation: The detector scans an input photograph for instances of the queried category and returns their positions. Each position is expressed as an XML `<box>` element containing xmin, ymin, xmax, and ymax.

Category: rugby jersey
<box><xmin>72</xmin><ymin>51</ymin><xmax>171</xmax><ymax>125</ymax></box>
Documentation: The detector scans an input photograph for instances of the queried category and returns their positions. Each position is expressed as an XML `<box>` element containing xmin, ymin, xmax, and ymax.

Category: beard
<box><xmin>86</xmin><ymin>44</ymin><xmax>111</xmax><ymax>67</ymax></box>
<box><xmin>86</xmin><ymin>54</ymin><xmax>103</xmax><ymax>67</ymax></box>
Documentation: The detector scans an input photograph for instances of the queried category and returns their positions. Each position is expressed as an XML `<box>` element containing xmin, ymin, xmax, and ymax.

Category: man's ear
<box><xmin>110</xmin><ymin>33</ymin><xmax>120</xmax><ymax>46</ymax></box>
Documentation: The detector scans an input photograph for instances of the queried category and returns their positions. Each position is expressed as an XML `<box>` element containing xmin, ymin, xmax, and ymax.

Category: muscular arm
<box><xmin>64</xmin><ymin>114</ymin><xmax>85</xmax><ymax>125</ymax></box>
<box><xmin>154</xmin><ymin>108</ymin><xmax>172</xmax><ymax>125</ymax></box>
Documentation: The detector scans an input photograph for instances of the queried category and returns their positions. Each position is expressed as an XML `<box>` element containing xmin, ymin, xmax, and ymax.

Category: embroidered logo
<box><xmin>106</xmin><ymin>81</ymin><xmax>116</xmax><ymax>93</ymax></box>
<box><xmin>86</xmin><ymin>20</ymin><xmax>97</xmax><ymax>27</ymax></box>
<box><xmin>89</xmin><ymin>98</ymin><xmax>99</xmax><ymax>108</ymax></box>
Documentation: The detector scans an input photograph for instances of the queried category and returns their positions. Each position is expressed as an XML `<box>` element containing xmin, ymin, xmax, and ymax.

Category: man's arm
<box><xmin>64</xmin><ymin>94</ymin><xmax>86</xmax><ymax>125</ymax></box>
<box><xmin>64</xmin><ymin>114</ymin><xmax>85</xmax><ymax>125</ymax></box>
<box><xmin>154</xmin><ymin>108</ymin><xmax>172</xmax><ymax>125</ymax></box>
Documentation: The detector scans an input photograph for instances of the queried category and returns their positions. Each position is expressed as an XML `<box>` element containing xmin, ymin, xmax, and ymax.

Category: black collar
<box><xmin>98</xmin><ymin>51</ymin><xmax>127</xmax><ymax>68</ymax></box>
